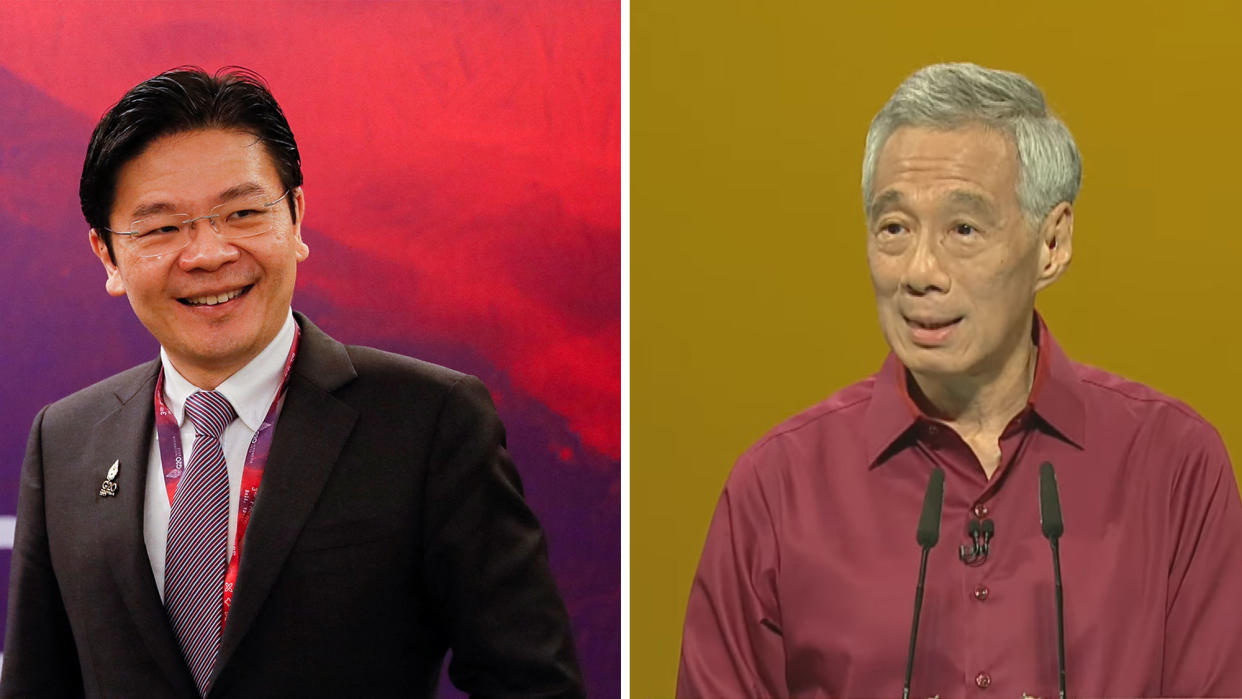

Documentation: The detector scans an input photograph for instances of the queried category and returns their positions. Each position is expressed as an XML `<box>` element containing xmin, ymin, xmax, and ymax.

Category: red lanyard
<box><xmin>153</xmin><ymin>326</ymin><xmax>300</xmax><ymax>627</ymax></box>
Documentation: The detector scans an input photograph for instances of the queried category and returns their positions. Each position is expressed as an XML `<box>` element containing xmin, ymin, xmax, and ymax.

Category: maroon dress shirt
<box><xmin>679</xmin><ymin>318</ymin><xmax>1242</xmax><ymax>698</ymax></box>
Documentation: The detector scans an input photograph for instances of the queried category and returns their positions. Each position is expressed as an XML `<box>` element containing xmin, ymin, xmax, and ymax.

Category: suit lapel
<box><xmin>95</xmin><ymin>361</ymin><xmax>197</xmax><ymax>692</ymax></box>
<box><xmin>212</xmin><ymin>314</ymin><xmax>359</xmax><ymax>683</ymax></box>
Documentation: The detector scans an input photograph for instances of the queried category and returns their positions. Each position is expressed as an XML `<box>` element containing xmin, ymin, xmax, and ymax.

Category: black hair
<box><xmin>80</xmin><ymin>66</ymin><xmax>302</xmax><ymax>260</ymax></box>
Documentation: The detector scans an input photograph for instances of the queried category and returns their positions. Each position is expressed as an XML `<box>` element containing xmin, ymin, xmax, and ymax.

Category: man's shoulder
<box><xmin>41</xmin><ymin>360</ymin><xmax>158</xmax><ymax>428</ymax></box>
<box><xmin>343</xmin><ymin>343</ymin><xmax>469</xmax><ymax>388</ymax></box>
<box><xmin>331</xmin><ymin>343</ymin><xmax>497</xmax><ymax>418</ymax></box>
<box><xmin>739</xmin><ymin>375</ymin><xmax>879</xmax><ymax>463</ymax></box>
<box><xmin>294</xmin><ymin>313</ymin><xmax>481</xmax><ymax>402</ymax></box>
<box><xmin>716</xmin><ymin>375</ymin><xmax>880</xmax><ymax>501</ymax></box>
<box><xmin>1069</xmin><ymin>359</ymin><xmax>1218</xmax><ymax>435</ymax></box>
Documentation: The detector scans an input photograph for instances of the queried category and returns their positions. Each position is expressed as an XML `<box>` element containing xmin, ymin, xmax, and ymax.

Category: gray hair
<box><xmin>861</xmin><ymin>63</ymin><xmax>1082</xmax><ymax>229</ymax></box>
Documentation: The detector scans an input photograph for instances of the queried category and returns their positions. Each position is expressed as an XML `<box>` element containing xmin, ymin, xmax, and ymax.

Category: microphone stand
<box><xmin>903</xmin><ymin>546</ymin><xmax>930</xmax><ymax>699</ymax></box>
<box><xmin>1040</xmin><ymin>462</ymin><xmax>1067</xmax><ymax>699</ymax></box>
<box><xmin>903</xmin><ymin>468</ymin><xmax>944</xmax><ymax>699</ymax></box>
<box><xmin>1051</xmin><ymin>537</ymin><xmax>1066</xmax><ymax>699</ymax></box>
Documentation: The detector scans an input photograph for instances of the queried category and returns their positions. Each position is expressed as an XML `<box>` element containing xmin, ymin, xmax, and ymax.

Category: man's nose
<box><xmin>178</xmin><ymin>215</ymin><xmax>239</xmax><ymax>270</ymax></box>
<box><xmin>901</xmin><ymin>233</ymin><xmax>950</xmax><ymax>295</ymax></box>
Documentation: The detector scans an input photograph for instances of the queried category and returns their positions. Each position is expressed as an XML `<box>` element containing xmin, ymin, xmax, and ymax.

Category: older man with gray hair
<box><xmin>677</xmin><ymin>63</ymin><xmax>1242</xmax><ymax>697</ymax></box>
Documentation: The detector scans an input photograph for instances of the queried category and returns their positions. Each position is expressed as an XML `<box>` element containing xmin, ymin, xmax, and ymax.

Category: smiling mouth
<box><xmin>179</xmin><ymin>285</ymin><xmax>253</xmax><ymax>307</ymax></box>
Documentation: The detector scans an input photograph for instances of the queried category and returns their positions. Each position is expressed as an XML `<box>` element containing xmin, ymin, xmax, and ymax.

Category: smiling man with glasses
<box><xmin>2</xmin><ymin>67</ymin><xmax>583</xmax><ymax>699</ymax></box>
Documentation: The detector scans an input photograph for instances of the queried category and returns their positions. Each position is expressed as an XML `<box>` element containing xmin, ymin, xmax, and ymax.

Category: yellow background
<box><xmin>632</xmin><ymin>1</ymin><xmax>1242</xmax><ymax>695</ymax></box>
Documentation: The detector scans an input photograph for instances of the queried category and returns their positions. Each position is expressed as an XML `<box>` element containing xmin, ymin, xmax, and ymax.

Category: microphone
<box><xmin>903</xmin><ymin>468</ymin><xmax>944</xmax><ymax>699</ymax></box>
<box><xmin>958</xmin><ymin>517</ymin><xmax>995</xmax><ymax>565</ymax></box>
<box><xmin>916</xmin><ymin>468</ymin><xmax>945</xmax><ymax>548</ymax></box>
<box><xmin>979</xmin><ymin>518</ymin><xmax>995</xmax><ymax>556</ymax></box>
<box><xmin>1039</xmin><ymin>462</ymin><xmax>1067</xmax><ymax>699</ymax></box>
<box><xmin>959</xmin><ymin>518</ymin><xmax>981</xmax><ymax>563</ymax></box>
<box><xmin>1040</xmin><ymin>462</ymin><xmax>1064</xmax><ymax>538</ymax></box>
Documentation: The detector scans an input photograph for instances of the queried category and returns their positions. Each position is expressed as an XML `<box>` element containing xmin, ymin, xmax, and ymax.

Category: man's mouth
<box><xmin>905</xmin><ymin>317</ymin><xmax>962</xmax><ymax>330</ymax></box>
<box><xmin>179</xmin><ymin>285</ymin><xmax>252</xmax><ymax>307</ymax></box>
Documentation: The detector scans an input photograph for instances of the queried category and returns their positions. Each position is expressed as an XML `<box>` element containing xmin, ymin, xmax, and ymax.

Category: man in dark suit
<box><xmin>1</xmin><ymin>67</ymin><xmax>583</xmax><ymax>698</ymax></box>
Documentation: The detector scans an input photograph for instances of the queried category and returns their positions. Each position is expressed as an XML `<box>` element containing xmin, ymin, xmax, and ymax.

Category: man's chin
<box><xmin>164</xmin><ymin>332</ymin><xmax>261</xmax><ymax>375</ymax></box>
<box><xmin>891</xmin><ymin>345</ymin><xmax>964</xmax><ymax>378</ymax></box>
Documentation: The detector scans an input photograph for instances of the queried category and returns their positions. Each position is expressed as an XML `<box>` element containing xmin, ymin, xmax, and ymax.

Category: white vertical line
<box><xmin>620</xmin><ymin>0</ymin><xmax>631</xmax><ymax>697</ymax></box>
<box><xmin>0</xmin><ymin>515</ymin><xmax>15</xmax><ymax>549</ymax></box>
<box><xmin>1</xmin><ymin>514</ymin><xmax>14</xmax><ymax>680</ymax></box>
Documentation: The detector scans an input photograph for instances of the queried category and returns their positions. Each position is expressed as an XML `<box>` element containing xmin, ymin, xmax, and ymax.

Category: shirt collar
<box><xmin>1026</xmin><ymin>313</ymin><xmax>1087</xmax><ymax>450</ymax></box>
<box><xmin>159</xmin><ymin>310</ymin><xmax>297</xmax><ymax>432</ymax></box>
<box><xmin>864</xmin><ymin>311</ymin><xmax>1086</xmax><ymax>467</ymax></box>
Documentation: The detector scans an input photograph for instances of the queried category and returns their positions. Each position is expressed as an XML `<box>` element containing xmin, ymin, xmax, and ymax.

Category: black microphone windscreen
<box><xmin>1039</xmin><ymin>462</ymin><xmax>1065</xmax><ymax>539</ymax></box>
<box><xmin>981</xmin><ymin>519</ymin><xmax>995</xmax><ymax>537</ymax></box>
<box><xmin>966</xmin><ymin>518</ymin><xmax>980</xmax><ymax>537</ymax></box>
<box><xmin>916</xmin><ymin>468</ymin><xmax>945</xmax><ymax>548</ymax></box>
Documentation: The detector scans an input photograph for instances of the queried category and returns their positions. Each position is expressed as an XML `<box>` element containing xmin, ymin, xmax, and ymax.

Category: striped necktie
<box><xmin>165</xmin><ymin>390</ymin><xmax>236</xmax><ymax>696</ymax></box>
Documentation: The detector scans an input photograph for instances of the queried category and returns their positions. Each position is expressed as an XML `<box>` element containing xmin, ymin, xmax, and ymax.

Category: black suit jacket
<box><xmin>2</xmin><ymin>313</ymin><xmax>583</xmax><ymax>698</ymax></box>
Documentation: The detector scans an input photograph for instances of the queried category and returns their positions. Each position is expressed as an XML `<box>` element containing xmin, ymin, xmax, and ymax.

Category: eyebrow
<box><xmin>217</xmin><ymin>182</ymin><xmax>268</xmax><ymax>202</ymax></box>
<box><xmin>128</xmin><ymin>182</ymin><xmax>271</xmax><ymax>220</ymax></box>
<box><xmin>945</xmin><ymin>190</ymin><xmax>997</xmax><ymax>218</ymax></box>
<box><xmin>129</xmin><ymin>200</ymin><xmax>179</xmax><ymax>220</ymax></box>
<box><xmin>867</xmin><ymin>190</ymin><xmax>904</xmax><ymax>222</ymax></box>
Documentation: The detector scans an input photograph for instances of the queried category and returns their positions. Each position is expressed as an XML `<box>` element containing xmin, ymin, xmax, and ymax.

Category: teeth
<box><xmin>185</xmin><ymin>288</ymin><xmax>244</xmax><ymax>306</ymax></box>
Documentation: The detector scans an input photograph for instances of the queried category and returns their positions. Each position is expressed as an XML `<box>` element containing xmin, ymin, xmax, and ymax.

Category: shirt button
<box><xmin>975</xmin><ymin>672</ymin><xmax>992</xmax><ymax>689</ymax></box>
<box><xmin>974</xmin><ymin>585</ymin><xmax>989</xmax><ymax>601</ymax></box>
<box><xmin>926</xmin><ymin>424</ymin><xmax>939</xmax><ymax>436</ymax></box>
<box><xmin>973</xmin><ymin>503</ymin><xmax>989</xmax><ymax>518</ymax></box>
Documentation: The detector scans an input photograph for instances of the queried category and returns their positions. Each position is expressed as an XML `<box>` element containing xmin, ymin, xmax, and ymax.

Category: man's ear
<box><xmin>1034</xmin><ymin>202</ymin><xmax>1073</xmax><ymax>293</ymax></box>
<box><xmin>290</xmin><ymin>186</ymin><xmax>309</xmax><ymax>263</ymax></box>
<box><xmin>89</xmin><ymin>229</ymin><xmax>128</xmax><ymax>297</ymax></box>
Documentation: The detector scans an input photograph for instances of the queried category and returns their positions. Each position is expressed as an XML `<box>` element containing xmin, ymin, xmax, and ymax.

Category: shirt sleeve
<box><xmin>678</xmin><ymin>450</ymin><xmax>787</xmax><ymax>698</ymax></box>
<box><xmin>1161</xmin><ymin>422</ymin><xmax>1242</xmax><ymax>696</ymax></box>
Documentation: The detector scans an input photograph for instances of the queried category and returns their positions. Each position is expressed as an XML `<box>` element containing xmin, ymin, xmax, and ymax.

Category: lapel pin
<box><xmin>99</xmin><ymin>459</ymin><xmax>120</xmax><ymax>497</ymax></box>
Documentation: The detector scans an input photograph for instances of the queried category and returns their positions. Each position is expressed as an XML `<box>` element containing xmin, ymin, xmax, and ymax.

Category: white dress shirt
<box><xmin>143</xmin><ymin>311</ymin><xmax>296</xmax><ymax>600</ymax></box>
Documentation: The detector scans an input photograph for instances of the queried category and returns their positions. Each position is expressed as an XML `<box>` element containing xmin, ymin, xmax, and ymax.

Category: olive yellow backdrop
<box><xmin>632</xmin><ymin>0</ymin><xmax>1242</xmax><ymax>695</ymax></box>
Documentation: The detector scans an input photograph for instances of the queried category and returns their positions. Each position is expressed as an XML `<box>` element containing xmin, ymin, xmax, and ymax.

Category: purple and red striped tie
<box><xmin>165</xmin><ymin>390</ymin><xmax>235</xmax><ymax>696</ymax></box>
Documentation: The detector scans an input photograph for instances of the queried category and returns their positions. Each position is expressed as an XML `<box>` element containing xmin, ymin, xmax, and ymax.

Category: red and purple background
<box><xmin>0</xmin><ymin>2</ymin><xmax>620</xmax><ymax>696</ymax></box>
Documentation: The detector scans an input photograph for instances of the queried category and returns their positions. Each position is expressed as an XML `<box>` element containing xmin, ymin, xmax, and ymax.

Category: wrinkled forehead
<box><xmin>868</xmin><ymin>188</ymin><xmax>1002</xmax><ymax>223</ymax></box>
<box><xmin>867</xmin><ymin>124</ymin><xmax>1021</xmax><ymax>217</ymax></box>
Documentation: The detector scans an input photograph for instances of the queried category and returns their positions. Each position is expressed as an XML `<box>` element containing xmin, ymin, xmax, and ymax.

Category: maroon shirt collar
<box><xmin>864</xmin><ymin>312</ymin><xmax>1086</xmax><ymax>467</ymax></box>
